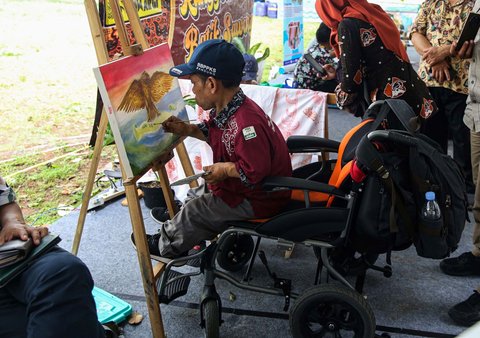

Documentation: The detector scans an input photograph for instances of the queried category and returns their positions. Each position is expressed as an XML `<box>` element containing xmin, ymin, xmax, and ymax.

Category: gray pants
<box><xmin>158</xmin><ymin>193</ymin><xmax>255</xmax><ymax>257</ymax></box>
<box><xmin>471</xmin><ymin>131</ymin><xmax>480</xmax><ymax>256</ymax></box>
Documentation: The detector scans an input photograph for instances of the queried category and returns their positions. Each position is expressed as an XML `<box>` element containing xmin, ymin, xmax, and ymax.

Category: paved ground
<box><xmin>49</xmin><ymin>103</ymin><xmax>477</xmax><ymax>338</ymax></box>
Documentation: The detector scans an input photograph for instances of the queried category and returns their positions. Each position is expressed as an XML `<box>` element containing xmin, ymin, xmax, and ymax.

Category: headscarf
<box><xmin>315</xmin><ymin>0</ymin><xmax>409</xmax><ymax>62</ymax></box>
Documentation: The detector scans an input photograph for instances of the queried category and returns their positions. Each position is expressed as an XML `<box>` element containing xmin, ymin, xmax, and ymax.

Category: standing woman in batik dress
<box><xmin>316</xmin><ymin>0</ymin><xmax>437</xmax><ymax>122</ymax></box>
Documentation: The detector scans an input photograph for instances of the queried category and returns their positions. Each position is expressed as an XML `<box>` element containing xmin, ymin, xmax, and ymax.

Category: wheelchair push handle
<box><xmin>367</xmin><ymin>130</ymin><xmax>417</xmax><ymax>147</ymax></box>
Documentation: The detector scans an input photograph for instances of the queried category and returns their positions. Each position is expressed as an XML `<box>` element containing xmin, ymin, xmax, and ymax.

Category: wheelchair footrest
<box><xmin>185</xmin><ymin>241</ymin><xmax>207</xmax><ymax>268</ymax></box>
<box><xmin>157</xmin><ymin>270</ymin><xmax>191</xmax><ymax>304</ymax></box>
<box><xmin>186</xmin><ymin>256</ymin><xmax>202</xmax><ymax>268</ymax></box>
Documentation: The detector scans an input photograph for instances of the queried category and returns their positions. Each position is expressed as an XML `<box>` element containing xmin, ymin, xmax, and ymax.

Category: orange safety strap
<box><xmin>329</xmin><ymin>118</ymin><xmax>373</xmax><ymax>185</ymax></box>
<box><xmin>291</xmin><ymin>118</ymin><xmax>374</xmax><ymax>203</ymax></box>
<box><xmin>327</xmin><ymin>160</ymin><xmax>353</xmax><ymax>207</ymax></box>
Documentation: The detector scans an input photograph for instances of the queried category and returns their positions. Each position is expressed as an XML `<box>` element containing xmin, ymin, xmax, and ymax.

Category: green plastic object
<box><xmin>92</xmin><ymin>286</ymin><xmax>132</xmax><ymax>324</ymax></box>
<box><xmin>259</xmin><ymin>82</ymin><xmax>283</xmax><ymax>88</ymax></box>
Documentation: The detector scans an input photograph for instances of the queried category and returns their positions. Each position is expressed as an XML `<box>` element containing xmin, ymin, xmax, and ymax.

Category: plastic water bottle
<box><xmin>422</xmin><ymin>191</ymin><xmax>441</xmax><ymax>220</ymax></box>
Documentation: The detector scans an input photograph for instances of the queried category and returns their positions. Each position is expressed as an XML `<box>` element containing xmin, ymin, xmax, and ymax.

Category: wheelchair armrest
<box><xmin>262</xmin><ymin>176</ymin><xmax>346</xmax><ymax>198</ymax></box>
<box><xmin>287</xmin><ymin>135</ymin><xmax>340</xmax><ymax>154</ymax></box>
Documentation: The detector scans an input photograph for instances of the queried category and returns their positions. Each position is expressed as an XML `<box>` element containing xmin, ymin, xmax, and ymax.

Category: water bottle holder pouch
<box><xmin>415</xmin><ymin>217</ymin><xmax>449</xmax><ymax>259</ymax></box>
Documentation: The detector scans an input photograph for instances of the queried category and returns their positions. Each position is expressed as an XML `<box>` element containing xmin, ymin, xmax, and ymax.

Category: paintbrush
<box><xmin>152</xmin><ymin>119</ymin><xmax>197</xmax><ymax>125</ymax></box>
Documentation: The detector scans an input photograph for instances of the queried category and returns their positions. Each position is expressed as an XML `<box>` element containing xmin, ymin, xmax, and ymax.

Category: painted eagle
<box><xmin>118</xmin><ymin>71</ymin><xmax>174</xmax><ymax>121</ymax></box>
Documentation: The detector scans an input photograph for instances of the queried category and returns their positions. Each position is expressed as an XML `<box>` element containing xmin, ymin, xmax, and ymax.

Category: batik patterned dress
<box><xmin>410</xmin><ymin>0</ymin><xmax>473</xmax><ymax>94</ymax></box>
<box><xmin>293</xmin><ymin>43</ymin><xmax>339</xmax><ymax>92</ymax></box>
<box><xmin>335</xmin><ymin>17</ymin><xmax>437</xmax><ymax>119</ymax></box>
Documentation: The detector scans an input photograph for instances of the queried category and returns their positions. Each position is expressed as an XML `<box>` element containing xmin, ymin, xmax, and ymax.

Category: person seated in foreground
<box><xmin>293</xmin><ymin>22</ymin><xmax>339</xmax><ymax>93</ymax></box>
<box><xmin>138</xmin><ymin>39</ymin><xmax>293</xmax><ymax>262</ymax></box>
<box><xmin>0</xmin><ymin>176</ymin><xmax>115</xmax><ymax>338</ymax></box>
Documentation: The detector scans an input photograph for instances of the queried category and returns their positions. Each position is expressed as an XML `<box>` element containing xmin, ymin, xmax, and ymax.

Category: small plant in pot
<box><xmin>137</xmin><ymin>172</ymin><xmax>175</xmax><ymax>209</ymax></box>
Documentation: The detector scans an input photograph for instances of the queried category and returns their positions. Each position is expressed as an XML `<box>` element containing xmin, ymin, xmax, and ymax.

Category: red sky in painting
<box><xmin>98</xmin><ymin>43</ymin><xmax>174</xmax><ymax>109</ymax></box>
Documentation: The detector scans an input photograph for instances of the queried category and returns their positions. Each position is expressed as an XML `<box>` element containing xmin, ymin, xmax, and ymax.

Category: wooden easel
<box><xmin>73</xmin><ymin>1</ymin><xmax>198</xmax><ymax>337</ymax></box>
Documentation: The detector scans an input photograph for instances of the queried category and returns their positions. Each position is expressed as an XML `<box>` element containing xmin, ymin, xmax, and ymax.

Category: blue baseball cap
<box><xmin>169</xmin><ymin>39</ymin><xmax>245</xmax><ymax>82</ymax></box>
<box><xmin>242</xmin><ymin>54</ymin><xmax>258</xmax><ymax>82</ymax></box>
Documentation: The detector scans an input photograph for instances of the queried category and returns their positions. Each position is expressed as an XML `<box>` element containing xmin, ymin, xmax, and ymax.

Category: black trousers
<box><xmin>422</xmin><ymin>87</ymin><xmax>473</xmax><ymax>192</ymax></box>
<box><xmin>0</xmin><ymin>247</ymin><xmax>105</xmax><ymax>338</ymax></box>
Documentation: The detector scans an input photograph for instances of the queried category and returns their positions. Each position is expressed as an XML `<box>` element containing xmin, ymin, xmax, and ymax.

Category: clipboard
<box><xmin>456</xmin><ymin>12</ymin><xmax>480</xmax><ymax>51</ymax></box>
<box><xmin>170</xmin><ymin>171</ymin><xmax>210</xmax><ymax>186</ymax></box>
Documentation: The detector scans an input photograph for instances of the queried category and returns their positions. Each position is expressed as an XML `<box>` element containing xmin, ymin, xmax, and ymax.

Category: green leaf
<box><xmin>103</xmin><ymin>123</ymin><xmax>115</xmax><ymax>146</ymax></box>
<box><xmin>231</xmin><ymin>37</ymin><xmax>247</xmax><ymax>54</ymax></box>
<box><xmin>183</xmin><ymin>95</ymin><xmax>197</xmax><ymax>108</ymax></box>
<box><xmin>248</xmin><ymin>42</ymin><xmax>261</xmax><ymax>55</ymax></box>
<box><xmin>255</xmin><ymin>47</ymin><xmax>270</xmax><ymax>63</ymax></box>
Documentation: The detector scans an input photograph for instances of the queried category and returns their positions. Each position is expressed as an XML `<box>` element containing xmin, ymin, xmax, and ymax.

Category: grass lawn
<box><xmin>0</xmin><ymin>0</ymin><xmax>319</xmax><ymax>225</ymax></box>
<box><xmin>251</xmin><ymin>16</ymin><xmax>319</xmax><ymax>81</ymax></box>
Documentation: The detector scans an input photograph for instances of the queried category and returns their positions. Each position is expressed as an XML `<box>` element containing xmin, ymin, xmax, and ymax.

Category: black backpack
<box><xmin>351</xmin><ymin>101</ymin><xmax>468</xmax><ymax>259</ymax></box>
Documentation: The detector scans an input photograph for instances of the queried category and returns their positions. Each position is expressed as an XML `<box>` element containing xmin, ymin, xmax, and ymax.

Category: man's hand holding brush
<box><xmin>162</xmin><ymin>116</ymin><xmax>207</xmax><ymax>141</ymax></box>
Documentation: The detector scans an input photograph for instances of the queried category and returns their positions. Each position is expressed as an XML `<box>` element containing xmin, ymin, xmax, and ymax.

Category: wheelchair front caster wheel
<box><xmin>290</xmin><ymin>284</ymin><xmax>376</xmax><ymax>338</ymax></box>
<box><xmin>202</xmin><ymin>299</ymin><xmax>220</xmax><ymax>338</ymax></box>
<box><xmin>383</xmin><ymin>266</ymin><xmax>392</xmax><ymax>278</ymax></box>
<box><xmin>216</xmin><ymin>233</ymin><xmax>254</xmax><ymax>272</ymax></box>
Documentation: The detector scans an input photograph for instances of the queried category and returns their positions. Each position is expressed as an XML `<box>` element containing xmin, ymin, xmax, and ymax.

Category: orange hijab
<box><xmin>315</xmin><ymin>0</ymin><xmax>409</xmax><ymax>62</ymax></box>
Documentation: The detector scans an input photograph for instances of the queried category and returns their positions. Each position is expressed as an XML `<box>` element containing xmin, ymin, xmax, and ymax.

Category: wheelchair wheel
<box><xmin>290</xmin><ymin>284</ymin><xmax>375</xmax><ymax>338</ymax></box>
<box><xmin>203</xmin><ymin>299</ymin><xmax>220</xmax><ymax>338</ymax></box>
<box><xmin>216</xmin><ymin>233</ymin><xmax>254</xmax><ymax>272</ymax></box>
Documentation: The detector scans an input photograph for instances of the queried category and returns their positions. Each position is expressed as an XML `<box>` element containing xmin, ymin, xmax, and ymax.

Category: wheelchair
<box><xmin>155</xmin><ymin>100</ymin><xmax>418</xmax><ymax>337</ymax></box>
<box><xmin>156</xmin><ymin>183</ymin><xmax>377</xmax><ymax>337</ymax></box>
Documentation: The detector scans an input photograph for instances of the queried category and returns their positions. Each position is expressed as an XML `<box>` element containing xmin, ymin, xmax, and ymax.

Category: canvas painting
<box><xmin>94</xmin><ymin>43</ymin><xmax>188</xmax><ymax>178</ymax></box>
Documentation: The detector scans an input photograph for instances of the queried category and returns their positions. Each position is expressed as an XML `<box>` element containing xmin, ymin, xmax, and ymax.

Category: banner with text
<box><xmin>99</xmin><ymin>0</ymin><xmax>254</xmax><ymax>65</ymax></box>
<box><xmin>170</xmin><ymin>0</ymin><xmax>253</xmax><ymax>65</ymax></box>
<box><xmin>283</xmin><ymin>0</ymin><xmax>303</xmax><ymax>67</ymax></box>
